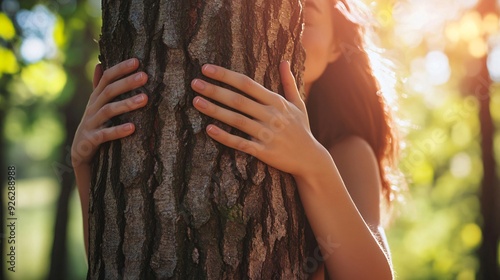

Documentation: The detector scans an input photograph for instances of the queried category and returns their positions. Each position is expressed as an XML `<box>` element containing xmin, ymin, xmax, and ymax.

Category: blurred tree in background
<box><xmin>1</xmin><ymin>0</ymin><xmax>101</xmax><ymax>278</ymax></box>
<box><xmin>0</xmin><ymin>0</ymin><xmax>499</xmax><ymax>279</ymax></box>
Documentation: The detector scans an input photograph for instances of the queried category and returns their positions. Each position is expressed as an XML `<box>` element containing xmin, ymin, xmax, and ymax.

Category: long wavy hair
<box><xmin>305</xmin><ymin>0</ymin><xmax>400</xmax><ymax>205</ymax></box>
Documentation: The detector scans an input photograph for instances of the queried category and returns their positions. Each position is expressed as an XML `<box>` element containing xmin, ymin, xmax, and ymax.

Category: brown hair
<box><xmin>302</xmin><ymin>1</ymin><xmax>402</xmax><ymax>274</ymax></box>
<box><xmin>305</xmin><ymin>0</ymin><xmax>400</xmax><ymax>204</ymax></box>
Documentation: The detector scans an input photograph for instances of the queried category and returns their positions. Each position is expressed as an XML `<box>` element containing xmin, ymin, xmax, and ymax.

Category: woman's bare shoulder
<box><xmin>328</xmin><ymin>136</ymin><xmax>378</xmax><ymax>168</ymax></box>
<box><xmin>327</xmin><ymin>135</ymin><xmax>382</xmax><ymax>225</ymax></box>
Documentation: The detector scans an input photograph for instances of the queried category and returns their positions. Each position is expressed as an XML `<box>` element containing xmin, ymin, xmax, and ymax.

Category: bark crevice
<box><xmin>92</xmin><ymin>0</ymin><xmax>307</xmax><ymax>278</ymax></box>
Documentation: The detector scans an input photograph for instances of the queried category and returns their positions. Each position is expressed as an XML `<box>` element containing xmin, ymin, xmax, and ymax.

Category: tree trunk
<box><xmin>0</xmin><ymin>102</ymin><xmax>6</xmax><ymax>280</ymax></box>
<box><xmin>475</xmin><ymin>73</ymin><xmax>500</xmax><ymax>280</ymax></box>
<box><xmin>49</xmin><ymin>5</ymin><xmax>98</xmax><ymax>277</ymax></box>
<box><xmin>473</xmin><ymin>1</ymin><xmax>500</xmax><ymax>279</ymax></box>
<box><xmin>89</xmin><ymin>0</ymin><xmax>307</xmax><ymax>278</ymax></box>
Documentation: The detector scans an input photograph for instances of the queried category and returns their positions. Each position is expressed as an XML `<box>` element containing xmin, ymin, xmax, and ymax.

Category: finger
<box><xmin>205</xmin><ymin>124</ymin><xmax>264</xmax><ymax>157</ymax></box>
<box><xmin>88</xmin><ymin>123</ymin><xmax>136</xmax><ymax>146</ymax></box>
<box><xmin>93</xmin><ymin>64</ymin><xmax>103</xmax><ymax>90</ymax></box>
<box><xmin>279</xmin><ymin>61</ymin><xmax>305</xmax><ymax>112</ymax></box>
<box><xmin>191</xmin><ymin>78</ymin><xmax>272</xmax><ymax>122</ymax></box>
<box><xmin>91</xmin><ymin>72</ymin><xmax>148</xmax><ymax>113</ymax></box>
<box><xmin>72</xmin><ymin>123</ymin><xmax>135</xmax><ymax>163</ymax></box>
<box><xmin>89</xmin><ymin>58</ymin><xmax>140</xmax><ymax>105</ymax></box>
<box><xmin>97</xmin><ymin>123</ymin><xmax>136</xmax><ymax>143</ymax></box>
<box><xmin>201</xmin><ymin>64</ymin><xmax>277</xmax><ymax>105</ymax></box>
<box><xmin>193</xmin><ymin>96</ymin><xmax>264</xmax><ymax>138</ymax></box>
<box><xmin>89</xmin><ymin>93</ymin><xmax>148</xmax><ymax>127</ymax></box>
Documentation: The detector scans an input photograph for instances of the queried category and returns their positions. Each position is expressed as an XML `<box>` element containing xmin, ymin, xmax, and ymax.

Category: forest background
<box><xmin>1</xmin><ymin>0</ymin><xmax>499</xmax><ymax>279</ymax></box>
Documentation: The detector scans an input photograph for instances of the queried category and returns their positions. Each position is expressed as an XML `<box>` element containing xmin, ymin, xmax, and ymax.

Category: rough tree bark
<box><xmin>89</xmin><ymin>0</ymin><xmax>308</xmax><ymax>278</ymax></box>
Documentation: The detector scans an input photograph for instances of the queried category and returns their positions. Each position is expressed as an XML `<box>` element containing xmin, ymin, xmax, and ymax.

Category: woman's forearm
<box><xmin>294</xmin><ymin>152</ymin><xmax>393</xmax><ymax>280</ymax></box>
<box><xmin>74</xmin><ymin>164</ymin><xmax>91</xmax><ymax>259</ymax></box>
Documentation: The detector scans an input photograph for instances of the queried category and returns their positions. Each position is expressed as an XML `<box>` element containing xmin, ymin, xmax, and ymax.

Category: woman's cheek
<box><xmin>302</xmin><ymin>27</ymin><xmax>332</xmax><ymax>84</ymax></box>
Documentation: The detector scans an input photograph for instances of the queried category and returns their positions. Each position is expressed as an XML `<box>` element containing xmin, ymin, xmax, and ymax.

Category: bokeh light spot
<box><xmin>468</xmin><ymin>37</ymin><xmax>488</xmax><ymax>58</ymax></box>
<box><xmin>450</xmin><ymin>152</ymin><xmax>472</xmax><ymax>178</ymax></box>
<box><xmin>53</xmin><ymin>16</ymin><xmax>66</xmax><ymax>47</ymax></box>
<box><xmin>20</xmin><ymin>37</ymin><xmax>46</xmax><ymax>63</ymax></box>
<box><xmin>460</xmin><ymin>11</ymin><xmax>483</xmax><ymax>41</ymax></box>
<box><xmin>487</xmin><ymin>46</ymin><xmax>500</xmax><ymax>82</ymax></box>
<box><xmin>0</xmin><ymin>47</ymin><xmax>19</xmax><ymax>75</ymax></box>
<box><xmin>482</xmin><ymin>13</ymin><xmax>499</xmax><ymax>35</ymax></box>
<box><xmin>460</xmin><ymin>223</ymin><xmax>482</xmax><ymax>249</ymax></box>
<box><xmin>425</xmin><ymin>51</ymin><xmax>451</xmax><ymax>85</ymax></box>
<box><xmin>445</xmin><ymin>22</ymin><xmax>461</xmax><ymax>43</ymax></box>
<box><xmin>20</xmin><ymin>61</ymin><xmax>67</xmax><ymax>100</ymax></box>
<box><xmin>0</xmin><ymin>12</ymin><xmax>15</xmax><ymax>39</ymax></box>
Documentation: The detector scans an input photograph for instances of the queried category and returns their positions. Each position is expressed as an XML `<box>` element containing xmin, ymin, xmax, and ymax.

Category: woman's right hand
<box><xmin>71</xmin><ymin>58</ymin><xmax>148</xmax><ymax>170</ymax></box>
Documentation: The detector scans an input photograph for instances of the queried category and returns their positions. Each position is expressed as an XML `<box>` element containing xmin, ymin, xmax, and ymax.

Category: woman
<box><xmin>72</xmin><ymin>0</ymin><xmax>399</xmax><ymax>278</ymax></box>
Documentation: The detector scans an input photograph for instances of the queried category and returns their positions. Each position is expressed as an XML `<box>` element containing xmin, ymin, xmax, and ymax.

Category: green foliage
<box><xmin>1</xmin><ymin>0</ymin><xmax>100</xmax><ymax>278</ymax></box>
<box><xmin>370</xmin><ymin>0</ymin><xmax>499</xmax><ymax>278</ymax></box>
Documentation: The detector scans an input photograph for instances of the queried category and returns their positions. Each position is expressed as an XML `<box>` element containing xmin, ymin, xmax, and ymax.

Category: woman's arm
<box><xmin>71</xmin><ymin>58</ymin><xmax>148</xmax><ymax>258</ymax></box>
<box><xmin>295</xmin><ymin>136</ymin><xmax>393</xmax><ymax>279</ymax></box>
<box><xmin>328</xmin><ymin>136</ymin><xmax>392</xmax><ymax>261</ymax></box>
<box><xmin>74</xmin><ymin>164</ymin><xmax>91</xmax><ymax>258</ymax></box>
<box><xmin>191</xmin><ymin>62</ymin><xmax>393</xmax><ymax>279</ymax></box>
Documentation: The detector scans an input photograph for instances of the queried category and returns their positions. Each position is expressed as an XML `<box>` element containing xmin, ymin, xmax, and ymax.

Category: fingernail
<box><xmin>128</xmin><ymin>58</ymin><xmax>137</xmax><ymax>67</ymax></box>
<box><xmin>134</xmin><ymin>94</ymin><xmax>145</xmax><ymax>103</ymax></box>
<box><xmin>135</xmin><ymin>72</ymin><xmax>143</xmax><ymax>81</ymax></box>
<box><xmin>203</xmin><ymin>65</ymin><xmax>216</xmax><ymax>74</ymax></box>
<box><xmin>207</xmin><ymin>125</ymin><xmax>219</xmax><ymax>135</ymax></box>
<box><xmin>193</xmin><ymin>79</ymin><xmax>206</xmax><ymax>90</ymax></box>
<box><xmin>124</xmin><ymin>124</ymin><xmax>133</xmax><ymax>131</ymax></box>
<box><xmin>195</xmin><ymin>97</ymin><xmax>208</xmax><ymax>109</ymax></box>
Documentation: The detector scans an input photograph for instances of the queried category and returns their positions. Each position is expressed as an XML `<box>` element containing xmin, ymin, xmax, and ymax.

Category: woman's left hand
<box><xmin>191</xmin><ymin>61</ymin><xmax>329</xmax><ymax>178</ymax></box>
